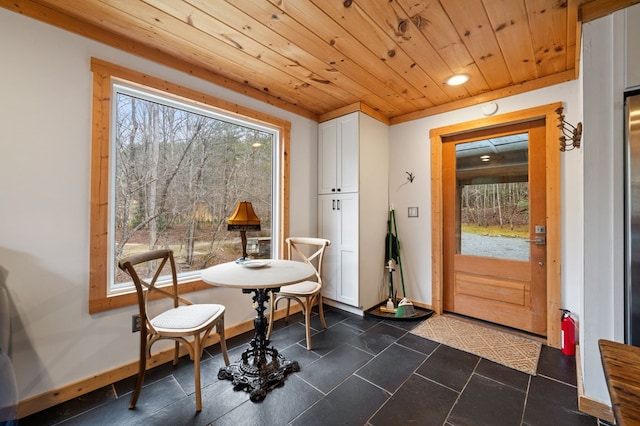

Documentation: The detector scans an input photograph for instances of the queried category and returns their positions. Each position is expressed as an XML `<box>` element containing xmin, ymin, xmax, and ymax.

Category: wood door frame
<box><xmin>430</xmin><ymin>102</ymin><xmax>562</xmax><ymax>348</ymax></box>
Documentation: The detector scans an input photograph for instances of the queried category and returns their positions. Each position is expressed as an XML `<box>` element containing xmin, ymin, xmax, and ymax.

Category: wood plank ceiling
<box><xmin>1</xmin><ymin>0</ymin><xmax>637</xmax><ymax>123</ymax></box>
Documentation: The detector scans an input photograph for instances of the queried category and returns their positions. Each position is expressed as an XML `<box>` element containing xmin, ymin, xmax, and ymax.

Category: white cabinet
<box><xmin>317</xmin><ymin>112</ymin><xmax>389</xmax><ymax>313</ymax></box>
<box><xmin>318</xmin><ymin>113</ymin><xmax>359</xmax><ymax>194</ymax></box>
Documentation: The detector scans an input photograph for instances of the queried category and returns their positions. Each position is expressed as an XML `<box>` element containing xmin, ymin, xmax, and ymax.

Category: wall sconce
<box><xmin>227</xmin><ymin>201</ymin><xmax>261</xmax><ymax>262</ymax></box>
<box><xmin>556</xmin><ymin>107</ymin><xmax>582</xmax><ymax>152</ymax></box>
<box><xmin>406</xmin><ymin>172</ymin><xmax>415</xmax><ymax>183</ymax></box>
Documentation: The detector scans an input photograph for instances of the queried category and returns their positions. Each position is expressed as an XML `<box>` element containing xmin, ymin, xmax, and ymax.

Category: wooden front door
<box><xmin>442</xmin><ymin>119</ymin><xmax>547</xmax><ymax>335</ymax></box>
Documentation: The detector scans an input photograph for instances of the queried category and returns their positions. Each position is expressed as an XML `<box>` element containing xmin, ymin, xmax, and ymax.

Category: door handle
<box><xmin>526</xmin><ymin>236</ymin><xmax>546</xmax><ymax>245</ymax></box>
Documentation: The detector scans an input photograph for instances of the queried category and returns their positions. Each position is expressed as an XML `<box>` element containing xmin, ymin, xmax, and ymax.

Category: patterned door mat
<box><xmin>410</xmin><ymin>315</ymin><xmax>542</xmax><ymax>375</ymax></box>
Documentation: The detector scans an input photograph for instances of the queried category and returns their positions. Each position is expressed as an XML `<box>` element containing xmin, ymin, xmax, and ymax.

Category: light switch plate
<box><xmin>408</xmin><ymin>207</ymin><xmax>419</xmax><ymax>217</ymax></box>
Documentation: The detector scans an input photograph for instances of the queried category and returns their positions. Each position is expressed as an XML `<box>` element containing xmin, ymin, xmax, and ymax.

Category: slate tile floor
<box><xmin>21</xmin><ymin>306</ymin><xmax>604</xmax><ymax>425</ymax></box>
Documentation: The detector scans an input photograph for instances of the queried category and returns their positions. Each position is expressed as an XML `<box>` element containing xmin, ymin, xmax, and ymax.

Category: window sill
<box><xmin>89</xmin><ymin>279</ymin><xmax>212</xmax><ymax>314</ymax></box>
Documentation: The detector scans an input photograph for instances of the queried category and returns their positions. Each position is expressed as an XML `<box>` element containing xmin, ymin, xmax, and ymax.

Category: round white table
<box><xmin>201</xmin><ymin>259</ymin><xmax>315</xmax><ymax>289</ymax></box>
<box><xmin>201</xmin><ymin>259</ymin><xmax>315</xmax><ymax>401</ymax></box>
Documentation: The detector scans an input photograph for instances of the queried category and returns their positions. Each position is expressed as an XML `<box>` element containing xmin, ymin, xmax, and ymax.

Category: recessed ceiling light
<box><xmin>446</xmin><ymin>74</ymin><xmax>470</xmax><ymax>86</ymax></box>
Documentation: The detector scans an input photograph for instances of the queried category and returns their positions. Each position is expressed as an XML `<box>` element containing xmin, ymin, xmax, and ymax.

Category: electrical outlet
<box><xmin>131</xmin><ymin>314</ymin><xmax>141</xmax><ymax>333</ymax></box>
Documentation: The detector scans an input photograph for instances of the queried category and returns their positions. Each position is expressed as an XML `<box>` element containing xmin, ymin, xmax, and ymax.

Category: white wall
<box><xmin>0</xmin><ymin>8</ymin><xmax>317</xmax><ymax>402</ymax></box>
<box><xmin>581</xmin><ymin>3</ymin><xmax>640</xmax><ymax>405</ymax></box>
<box><xmin>627</xmin><ymin>4</ymin><xmax>640</xmax><ymax>90</ymax></box>
<box><xmin>389</xmin><ymin>82</ymin><xmax>583</xmax><ymax>319</ymax></box>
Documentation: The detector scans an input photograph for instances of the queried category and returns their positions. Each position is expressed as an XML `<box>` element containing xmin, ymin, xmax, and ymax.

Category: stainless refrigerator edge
<box><xmin>625</xmin><ymin>91</ymin><xmax>640</xmax><ymax>346</ymax></box>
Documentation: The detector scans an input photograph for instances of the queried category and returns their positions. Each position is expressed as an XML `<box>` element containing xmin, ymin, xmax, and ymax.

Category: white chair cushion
<box><xmin>151</xmin><ymin>304</ymin><xmax>221</xmax><ymax>330</ymax></box>
<box><xmin>278</xmin><ymin>280</ymin><xmax>321</xmax><ymax>296</ymax></box>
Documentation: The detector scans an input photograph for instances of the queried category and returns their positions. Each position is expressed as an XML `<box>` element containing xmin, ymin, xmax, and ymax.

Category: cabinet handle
<box><xmin>337</xmin><ymin>188</ymin><xmax>341</xmax><ymax>192</ymax></box>
<box><xmin>337</xmin><ymin>199</ymin><xmax>341</xmax><ymax>210</ymax></box>
<box><xmin>332</xmin><ymin>188</ymin><xmax>336</xmax><ymax>192</ymax></box>
<box><xmin>332</xmin><ymin>200</ymin><xmax>336</xmax><ymax>210</ymax></box>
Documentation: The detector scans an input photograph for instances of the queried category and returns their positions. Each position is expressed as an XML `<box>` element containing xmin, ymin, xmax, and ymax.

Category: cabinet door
<box><xmin>318</xmin><ymin>120</ymin><xmax>338</xmax><ymax>194</ymax></box>
<box><xmin>318</xmin><ymin>113</ymin><xmax>359</xmax><ymax>195</ymax></box>
<box><xmin>337</xmin><ymin>114</ymin><xmax>359</xmax><ymax>194</ymax></box>
<box><xmin>318</xmin><ymin>195</ymin><xmax>338</xmax><ymax>300</ymax></box>
<box><xmin>318</xmin><ymin>193</ymin><xmax>359</xmax><ymax>306</ymax></box>
<box><xmin>336</xmin><ymin>193</ymin><xmax>359</xmax><ymax>306</ymax></box>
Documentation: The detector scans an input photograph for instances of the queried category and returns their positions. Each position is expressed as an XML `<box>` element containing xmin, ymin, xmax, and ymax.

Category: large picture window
<box><xmin>90</xmin><ymin>59</ymin><xmax>291</xmax><ymax>313</ymax></box>
<box><xmin>111</xmin><ymin>83</ymin><xmax>276</xmax><ymax>292</ymax></box>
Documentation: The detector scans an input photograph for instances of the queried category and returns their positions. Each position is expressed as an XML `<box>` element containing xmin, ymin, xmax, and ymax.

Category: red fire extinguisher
<box><xmin>560</xmin><ymin>309</ymin><xmax>576</xmax><ymax>356</ymax></box>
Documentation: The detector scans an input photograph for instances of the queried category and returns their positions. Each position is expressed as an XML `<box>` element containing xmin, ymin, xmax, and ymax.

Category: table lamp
<box><xmin>227</xmin><ymin>201</ymin><xmax>261</xmax><ymax>262</ymax></box>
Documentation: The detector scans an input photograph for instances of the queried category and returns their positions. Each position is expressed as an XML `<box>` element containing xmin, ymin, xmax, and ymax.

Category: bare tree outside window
<box><xmin>111</xmin><ymin>87</ymin><xmax>274</xmax><ymax>290</ymax></box>
<box><xmin>456</xmin><ymin>134</ymin><xmax>530</xmax><ymax>261</ymax></box>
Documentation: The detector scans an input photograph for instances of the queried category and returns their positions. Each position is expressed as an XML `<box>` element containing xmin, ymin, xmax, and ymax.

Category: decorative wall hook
<box><xmin>556</xmin><ymin>107</ymin><xmax>582</xmax><ymax>152</ymax></box>
<box><xmin>406</xmin><ymin>171</ymin><xmax>415</xmax><ymax>183</ymax></box>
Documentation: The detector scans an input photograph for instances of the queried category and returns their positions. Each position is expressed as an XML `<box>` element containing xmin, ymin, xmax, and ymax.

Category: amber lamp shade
<box><xmin>227</xmin><ymin>201</ymin><xmax>261</xmax><ymax>261</ymax></box>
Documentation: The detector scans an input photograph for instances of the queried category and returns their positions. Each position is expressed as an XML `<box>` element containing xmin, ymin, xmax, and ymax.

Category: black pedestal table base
<box><xmin>217</xmin><ymin>347</ymin><xmax>299</xmax><ymax>402</ymax></box>
<box><xmin>217</xmin><ymin>287</ymin><xmax>299</xmax><ymax>402</ymax></box>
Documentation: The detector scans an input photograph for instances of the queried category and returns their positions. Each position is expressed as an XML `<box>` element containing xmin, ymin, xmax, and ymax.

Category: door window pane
<box><xmin>455</xmin><ymin>134</ymin><xmax>529</xmax><ymax>261</ymax></box>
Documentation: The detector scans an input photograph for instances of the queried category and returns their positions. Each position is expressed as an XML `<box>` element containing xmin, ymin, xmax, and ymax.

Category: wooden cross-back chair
<box><xmin>118</xmin><ymin>249</ymin><xmax>229</xmax><ymax>412</ymax></box>
<box><xmin>267</xmin><ymin>237</ymin><xmax>331</xmax><ymax>350</ymax></box>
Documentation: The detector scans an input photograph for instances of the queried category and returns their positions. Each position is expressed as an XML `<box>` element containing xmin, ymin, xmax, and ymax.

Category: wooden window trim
<box><xmin>89</xmin><ymin>58</ymin><xmax>291</xmax><ymax>314</ymax></box>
